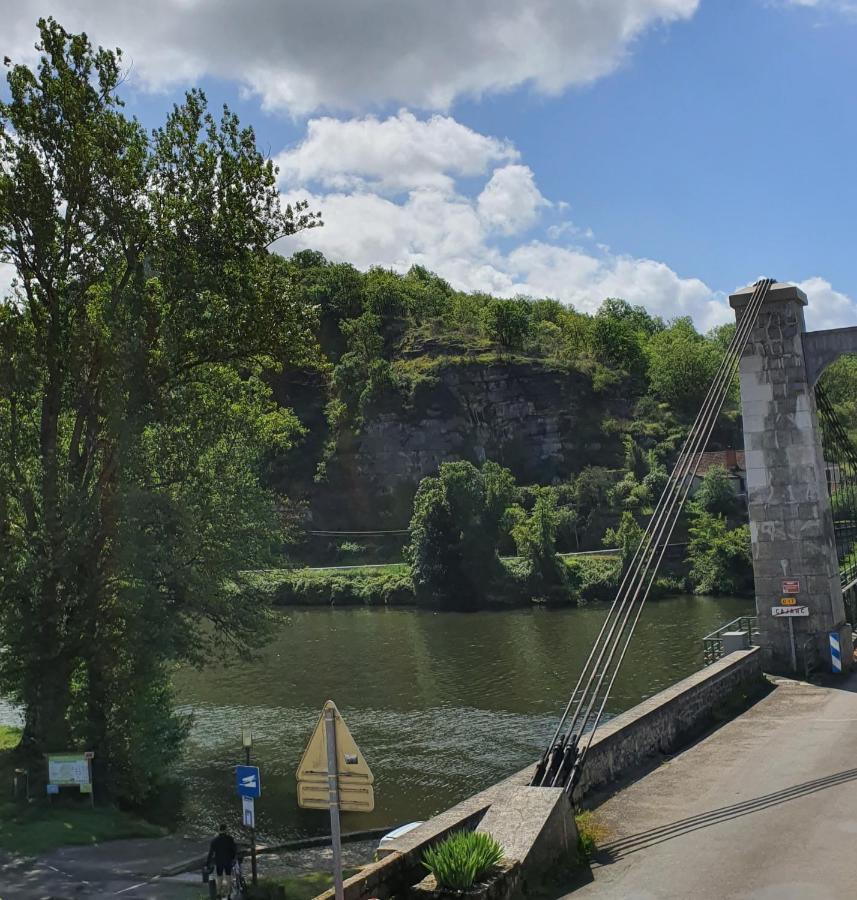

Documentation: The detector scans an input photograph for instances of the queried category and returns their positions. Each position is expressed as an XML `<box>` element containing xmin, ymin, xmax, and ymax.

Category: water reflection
<box><xmin>174</xmin><ymin>595</ymin><xmax>752</xmax><ymax>841</ymax></box>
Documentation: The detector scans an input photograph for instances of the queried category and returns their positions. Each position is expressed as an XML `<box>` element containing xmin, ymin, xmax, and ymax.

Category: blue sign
<box><xmin>236</xmin><ymin>765</ymin><xmax>261</xmax><ymax>798</ymax></box>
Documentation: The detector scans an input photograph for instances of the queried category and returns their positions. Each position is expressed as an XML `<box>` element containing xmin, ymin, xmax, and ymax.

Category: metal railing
<box><xmin>702</xmin><ymin>616</ymin><xmax>759</xmax><ymax>666</ymax></box>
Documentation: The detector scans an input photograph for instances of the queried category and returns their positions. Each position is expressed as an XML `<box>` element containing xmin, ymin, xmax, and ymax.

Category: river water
<box><xmin>173</xmin><ymin>594</ymin><xmax>752</xmax><ymax>842</ymax></box>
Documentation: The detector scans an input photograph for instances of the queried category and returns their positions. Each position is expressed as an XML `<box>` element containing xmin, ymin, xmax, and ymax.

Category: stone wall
<box><xmin>575</xmin><ymin>646</ymin><xmax>763</xmax><ymax>798</ymax></box>
<box><xmin>332</xmin><ymin>649</ymin><xmax>763</xmax><ymax>900</ymax></box>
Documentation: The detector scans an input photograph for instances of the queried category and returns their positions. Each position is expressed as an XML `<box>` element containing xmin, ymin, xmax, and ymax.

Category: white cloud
<box><xmin>275</xmin><ymin>111</ymin><xmax>517</xmax><ymax>194</ymax></box>
<box><xmin>477</xmin><ymin>165</ymin><xmax>549</xmax><ymax>235</ymax></box>
<box><xmin>774</xmin><ymin>0</ymin><xmax>857</xmax><ymax>15</ymax></box>
<box><xmin>3</xmin><ymin>1</ymin><xmax>699</xmax><ymax>114</ymax></box>
<box><xmin>277</xmin><ymin>111</ymin><xmax>725</xmax><ymax>326</ymax></box>
<box><xmin>799</xmin><ymin>277</ymin><xmax>857</xmax><ymax>330</ymax></box>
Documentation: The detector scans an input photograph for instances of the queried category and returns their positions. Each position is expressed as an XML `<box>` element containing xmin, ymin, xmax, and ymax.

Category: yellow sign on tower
<box><xmin>296</xmin><ymin>700</ymin><xmax>374</xmax><ymax>812</ymax></box>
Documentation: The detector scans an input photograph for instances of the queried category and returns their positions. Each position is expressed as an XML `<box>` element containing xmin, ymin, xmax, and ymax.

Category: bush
<box><xmin>407</xmin><ymin>460</ymin><xmax>518</xmax><ymax>607</ymax></box>
<box><xmin>511</xmin><ymin>488</ymin><xmax>566</xmax><ymax>586</ymax></box>
<box><xmin>236</xmin><ymin>567</ymin><xmax>415</xmax><ymax>606</ymax></box>
<box><xmin>687</xmin><ymin>510</ymin><xmax>753</xmax><ymax>596</ymax></box>
<box><xmin>694</xmin><ymin>464</ymin><xmax>738</xmax><ymax>516</ymax></box>
<box><xmin>423</xmin><ymin>831</ymin><xmax>505</xmax><ymax>891</ymax></box>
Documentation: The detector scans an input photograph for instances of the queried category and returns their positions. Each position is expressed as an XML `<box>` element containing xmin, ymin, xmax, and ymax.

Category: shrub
<box><xmin>694</xmin><ymin>464</ymin><xmax>738</xmax><ymax>516</ymax></box>
<box><xmin>687</xmin><ymin>510</ymin><xmax>753</xmax><ymax>596</ymax></box>
<box><xmin>422</xmin><ymin>831</ymin><xmax>505</xmax><ymax>891</ymax></box>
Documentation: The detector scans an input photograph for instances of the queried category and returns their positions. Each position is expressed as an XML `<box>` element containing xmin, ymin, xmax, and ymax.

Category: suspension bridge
<box><xmin>323</xmin><ymin>280</ymin><xmax>857</xmax><ymax>900</ymax></box>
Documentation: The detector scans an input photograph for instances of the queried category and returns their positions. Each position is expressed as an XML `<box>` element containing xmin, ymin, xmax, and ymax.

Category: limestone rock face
<box><xmin>312</xmin><ymin>360</ymin><xmax>625</xmax><ymax>528</ymax></box>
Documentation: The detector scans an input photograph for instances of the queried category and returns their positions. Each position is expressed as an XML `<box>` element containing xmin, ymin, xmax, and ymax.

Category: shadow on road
<box><xmin>593</xmin><ymin>765</ymin><xmax>857</xmax><ymax>864</ymax></box>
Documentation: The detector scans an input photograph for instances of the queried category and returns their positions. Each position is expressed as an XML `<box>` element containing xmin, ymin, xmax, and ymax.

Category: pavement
<box><xmin>0</xmin><ymin>838</ymin><xmax>208</xmax><ymax>900</ymax></box>
<box><xmin>564</xmin><ymin>673</ymin><xmax>857</xmax><ymax>899</ymax></box>
<box><xmin>0</xmin><ymin>835</ymin><xmax>380</xmax><ymax>899</ymax></box>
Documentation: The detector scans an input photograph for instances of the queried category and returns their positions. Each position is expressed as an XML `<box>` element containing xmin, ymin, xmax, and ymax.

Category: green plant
<box><xmin>575</xmin><ymin>811</ymin><xmax>610</xmax><ymax>859</ymax></box>
<box><xmin>422</xmin><ymin>830</ymin><xmax>505</xmax><ymax>891</ymax></box>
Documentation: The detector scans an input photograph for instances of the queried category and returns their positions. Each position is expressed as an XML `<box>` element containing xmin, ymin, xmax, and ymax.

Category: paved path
<box><xmin>0</xmin><ymin>838</ymin><xmax>207</xmax><ymax>899</ymax></box>
<box><xmin>0</xmin><ymin>834</ymin><xmax>380</xmax><ymax>898</ymax></box>
<box><xmin>566</xmin><ymin>674</ymin><xmax>857</xmax><ymax>899</ymax></box>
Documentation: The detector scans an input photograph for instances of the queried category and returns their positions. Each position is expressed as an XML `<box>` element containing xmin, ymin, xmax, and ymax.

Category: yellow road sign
<box><xmin>296</xmin><ymin>701</ymin><xmax>374</xmax><ymax>812</ymax></box>
<box><xmin>781</xmin><ymin>597</ymin><xmax>797</xmax><ymax>606</ymax></box>
<box><xmin>297</xmin><ymin>779</ymin><xmax>375</xmax><ymax>812</ymax></box>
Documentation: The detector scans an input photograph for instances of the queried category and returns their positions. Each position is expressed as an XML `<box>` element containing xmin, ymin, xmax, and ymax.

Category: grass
<box><xmin>0</xmin><ymin>726</ymin><xmax>165</xmax><ymax>857</ymax></box>
<box><xmin>0</xmin><ymin>724</ymin><xmax>21</xmax><ymax>751</ymax></box>
<box><xmin>235</xmin><ymin>553</ymin><xmax>625</xmax><ymax>610</ymax></box>
<box><xmin>575</xmin><ymin>811</ymin><xmax>611</xmax><ymax>859</ymax></box>
<box><xmin>244</xmin><ymin>869</ymin><xmax>359</xmax><ymax>900</ymax></box>
<box><xmin>237</xmin><ymin>566</ymin><xmax>415</xmax><ymax>607</ymax></box>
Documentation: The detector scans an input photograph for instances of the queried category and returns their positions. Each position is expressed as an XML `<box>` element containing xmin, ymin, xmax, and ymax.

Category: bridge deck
<box><xmin>565</xmin><ymin>674</ymin><xmax>857</xmax><ymax>899</ymax></box>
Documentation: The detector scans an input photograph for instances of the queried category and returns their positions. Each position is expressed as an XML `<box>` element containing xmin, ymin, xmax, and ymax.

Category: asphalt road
<box><xmin>566</xmin><ymin>674</ymin><xmax>857</xmax><ymax>899</ymax></box>
<box><xmin>0</xmin><ymin>837</ymin><xmax>207</xmax><ymax>899</ymax></box>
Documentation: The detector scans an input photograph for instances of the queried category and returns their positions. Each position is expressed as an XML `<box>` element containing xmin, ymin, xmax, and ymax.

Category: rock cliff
<box><xmin>277</xmin><ymin>358</ymin><xmax>629</xmax><ymax>529</ymax></box>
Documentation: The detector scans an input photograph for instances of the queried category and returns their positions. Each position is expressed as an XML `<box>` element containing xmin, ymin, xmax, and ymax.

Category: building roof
<box><xmin>689</xmin><ymin>449</ymin><xmax>745</xmax><ymax>476</ymax></box>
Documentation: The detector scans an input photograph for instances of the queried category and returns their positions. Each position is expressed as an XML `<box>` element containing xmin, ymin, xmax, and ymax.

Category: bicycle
<box><xmin>230</xmin><ymin>855</ymin><xmax>248</xmax><ymax>899</ymax></box>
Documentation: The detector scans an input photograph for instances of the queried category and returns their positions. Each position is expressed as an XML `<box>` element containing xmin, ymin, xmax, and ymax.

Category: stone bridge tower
<box><xmin>730</xmin><ymin>282</ymin><xmax>855</xmax><ymax>674</ymax></box>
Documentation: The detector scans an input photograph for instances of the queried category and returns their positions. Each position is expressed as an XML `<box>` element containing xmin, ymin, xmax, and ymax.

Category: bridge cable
<box><xmin>532</xmin><ymin>278</ymin><xmax>775</xmax><ymax>794</ymax></box>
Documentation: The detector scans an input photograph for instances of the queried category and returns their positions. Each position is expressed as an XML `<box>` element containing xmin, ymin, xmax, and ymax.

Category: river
<box><xmin>173</xmin><ymin>594</ymin><xmax>752</xmax><ymax>842</ymax></box>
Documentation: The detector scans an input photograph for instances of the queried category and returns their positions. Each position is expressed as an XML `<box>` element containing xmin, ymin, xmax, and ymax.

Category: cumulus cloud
<box><xmin>276</xmin><ymin>111</ymin><xmax>729</xmax><ymax>326</ymax></box>
<box><xmin>3</xmin><ymin>0</ymin><xmax>698</xmax><ymax>114</ymax></box>
<box><xmin>275</xmin><ymin>111</ymin><xmax>517</xmax><ymax>194</ymax></box>
<box><xmin>799</xmin><ymin>277</ymin><xmax>857</xmax><ymax>330</ymax></box>
<box><xmin>477</xmin><ymin>165</ymin><xmax>549</xmax><ymax>235</ymax></box>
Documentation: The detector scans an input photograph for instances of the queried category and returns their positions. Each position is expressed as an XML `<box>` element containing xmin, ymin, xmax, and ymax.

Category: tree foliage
<box><xmin>687</xmin><ymin>511</ymin><xmax>752</xmax><ymax>596</ymax></box>
<box><xmin>0</xmin><ymin>19</ymin><xmax>319</xmax><ymax>801</ymax></box>
<box><xmin>603</xmin><ymin>511</ymin><xmax>644</xmax><ymax>570</ymax></box>
<box><xmin>406</xmin><ymin>461</ymin><xmax>517</xmax><ymax>606</ymax></box>
<box><xmin>647</xmin><ymin>318</ymin><xmax>722</xmax><ymax>412</ymax></box>
<box><xmin>693</xmin><ymin>465</ymin><xmax>738</xmax><ymax>516</ymax></box>
<box><xmin>511</xmin><ymin>488</ymin><xmax>566</xmax><ymax>585</ymax></box>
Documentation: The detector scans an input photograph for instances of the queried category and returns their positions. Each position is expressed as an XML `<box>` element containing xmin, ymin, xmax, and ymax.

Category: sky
<box><xmin>2</xmin><ymin>0</ymin><xmax>857</xmax><ymax>330</ymax></box>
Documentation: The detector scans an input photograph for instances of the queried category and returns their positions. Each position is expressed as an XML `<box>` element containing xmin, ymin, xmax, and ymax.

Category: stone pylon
<box><xmin>730</xmin><ymin>282</ymin><xmax>853</xmax><ymax>674</ymax></box>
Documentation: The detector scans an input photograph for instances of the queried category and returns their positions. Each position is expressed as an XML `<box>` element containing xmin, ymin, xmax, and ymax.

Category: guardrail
<box><xmin>702</xmin><ymin>616</ymin><xmax>758</xmax><ymax>666</ymax></box>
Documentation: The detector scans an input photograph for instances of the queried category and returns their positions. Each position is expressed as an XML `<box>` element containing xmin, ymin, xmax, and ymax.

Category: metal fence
<box><xmin>702</xmin><ymin>616</ymin><xmax>759</xmax><ymax>666</ymax></box>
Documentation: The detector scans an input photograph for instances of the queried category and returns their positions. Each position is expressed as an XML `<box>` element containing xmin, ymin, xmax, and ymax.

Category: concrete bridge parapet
<box><xmin>730</xmin><ymin>282</ymin><xmax>852</xmax><ymax>674</ymax></box>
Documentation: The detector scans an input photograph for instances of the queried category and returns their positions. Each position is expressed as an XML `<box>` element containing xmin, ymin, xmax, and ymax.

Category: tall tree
<box><xmin>0</xmin><ymin>19</ymin><xmax>319</xmax><ymax>801</ymax></box>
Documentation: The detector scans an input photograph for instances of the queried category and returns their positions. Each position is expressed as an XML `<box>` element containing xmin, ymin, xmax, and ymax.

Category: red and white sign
<box><xmin>782</xmin><ymin>579</ymin><xmax>801</xmax><ymax>595</ymax></box>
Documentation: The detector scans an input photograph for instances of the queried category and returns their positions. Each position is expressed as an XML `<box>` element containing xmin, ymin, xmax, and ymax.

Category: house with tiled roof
<box><xmin>688</xmin><ymin>449</ymin><xmax>746</xmax><ymax>497</ymax></box>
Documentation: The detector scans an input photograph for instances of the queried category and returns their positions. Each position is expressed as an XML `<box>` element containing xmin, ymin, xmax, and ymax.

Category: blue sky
<box><xmin>3</xmin><ymin>0</ymin><xmax>857</xmax><ymax>329</ymax></box>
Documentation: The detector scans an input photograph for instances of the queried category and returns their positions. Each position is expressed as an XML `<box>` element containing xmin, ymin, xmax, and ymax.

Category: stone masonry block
<box><xmin>744</xmin><ymin>449</ymin><xmax>765</xmax><ymax>471</ymax></box>
<box><xmin>746</xmin><ymin>467</ymin><xmax>769</xmax><ymax>490</ymax></box>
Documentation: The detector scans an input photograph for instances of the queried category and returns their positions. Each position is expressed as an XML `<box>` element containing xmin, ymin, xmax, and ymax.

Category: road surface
<box><xmin>566</xmin><ymin>674</ymin><xmax>857</xmax><ymax>899</ymax></box>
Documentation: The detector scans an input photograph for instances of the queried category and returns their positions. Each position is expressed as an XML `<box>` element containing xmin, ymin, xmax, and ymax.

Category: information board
<box><xmin>47</xmin><ymin>754</ymin><xmax>91</xmax><ymax>787</ymax></box>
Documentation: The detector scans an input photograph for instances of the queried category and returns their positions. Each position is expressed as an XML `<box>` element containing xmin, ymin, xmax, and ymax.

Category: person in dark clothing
<box><xmin>207</xmin><ymin>824</ymin><xmax>237</xmax><ymax>899</ymax></box>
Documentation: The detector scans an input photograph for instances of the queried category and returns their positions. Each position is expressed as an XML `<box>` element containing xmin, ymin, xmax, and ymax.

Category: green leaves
<box><xmin>0</xmin><ymin>18</ymin><xmax>319</xmax><ymax>802</ymax></box>
<box><xmin>687</xmin><ymin>509</ymin><xmax>752</xmax><ymax>596</ymax></box>
<box><xmin>407</xmin><ymin>461</ymin><xmax>518</xmax><ymax>607</ymax></box>
<box><xmin>422</xmin><ymin>831</ymin><xmax>505</xmax><ymax>891</ymax></box>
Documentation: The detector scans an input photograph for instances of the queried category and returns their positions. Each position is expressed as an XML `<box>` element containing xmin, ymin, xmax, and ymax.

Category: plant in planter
<box><xmin>422</xmin><ymin>830</ymin><xmax>505</xmax><ymax>892</ymax></box>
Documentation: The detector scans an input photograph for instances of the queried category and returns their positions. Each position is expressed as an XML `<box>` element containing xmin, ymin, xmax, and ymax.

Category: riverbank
<box><xmin>236</xmin><ymin>555</ymin><xmax>631</xmax><ymax>608</ymax></box>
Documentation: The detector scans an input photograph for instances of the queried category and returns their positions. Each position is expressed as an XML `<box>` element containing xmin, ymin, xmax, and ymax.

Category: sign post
<box><xmin>772</xmin><ymin>605</ymin><xmax>808</xmax><ymax>673</ymax></box>
<box><xmin>324</xmin><ymin>706</ymin><xmax>344</xmax><ymax>900</ymax></box>
<box><xmin>235</xmin><ymin>753</ymin><xmax>260</xmax><ymax>886</ymax></box>
<box><xmin>296</xmin><ymin>701</ymin><xmax>374</xmax><ymax>900</ymax></box>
